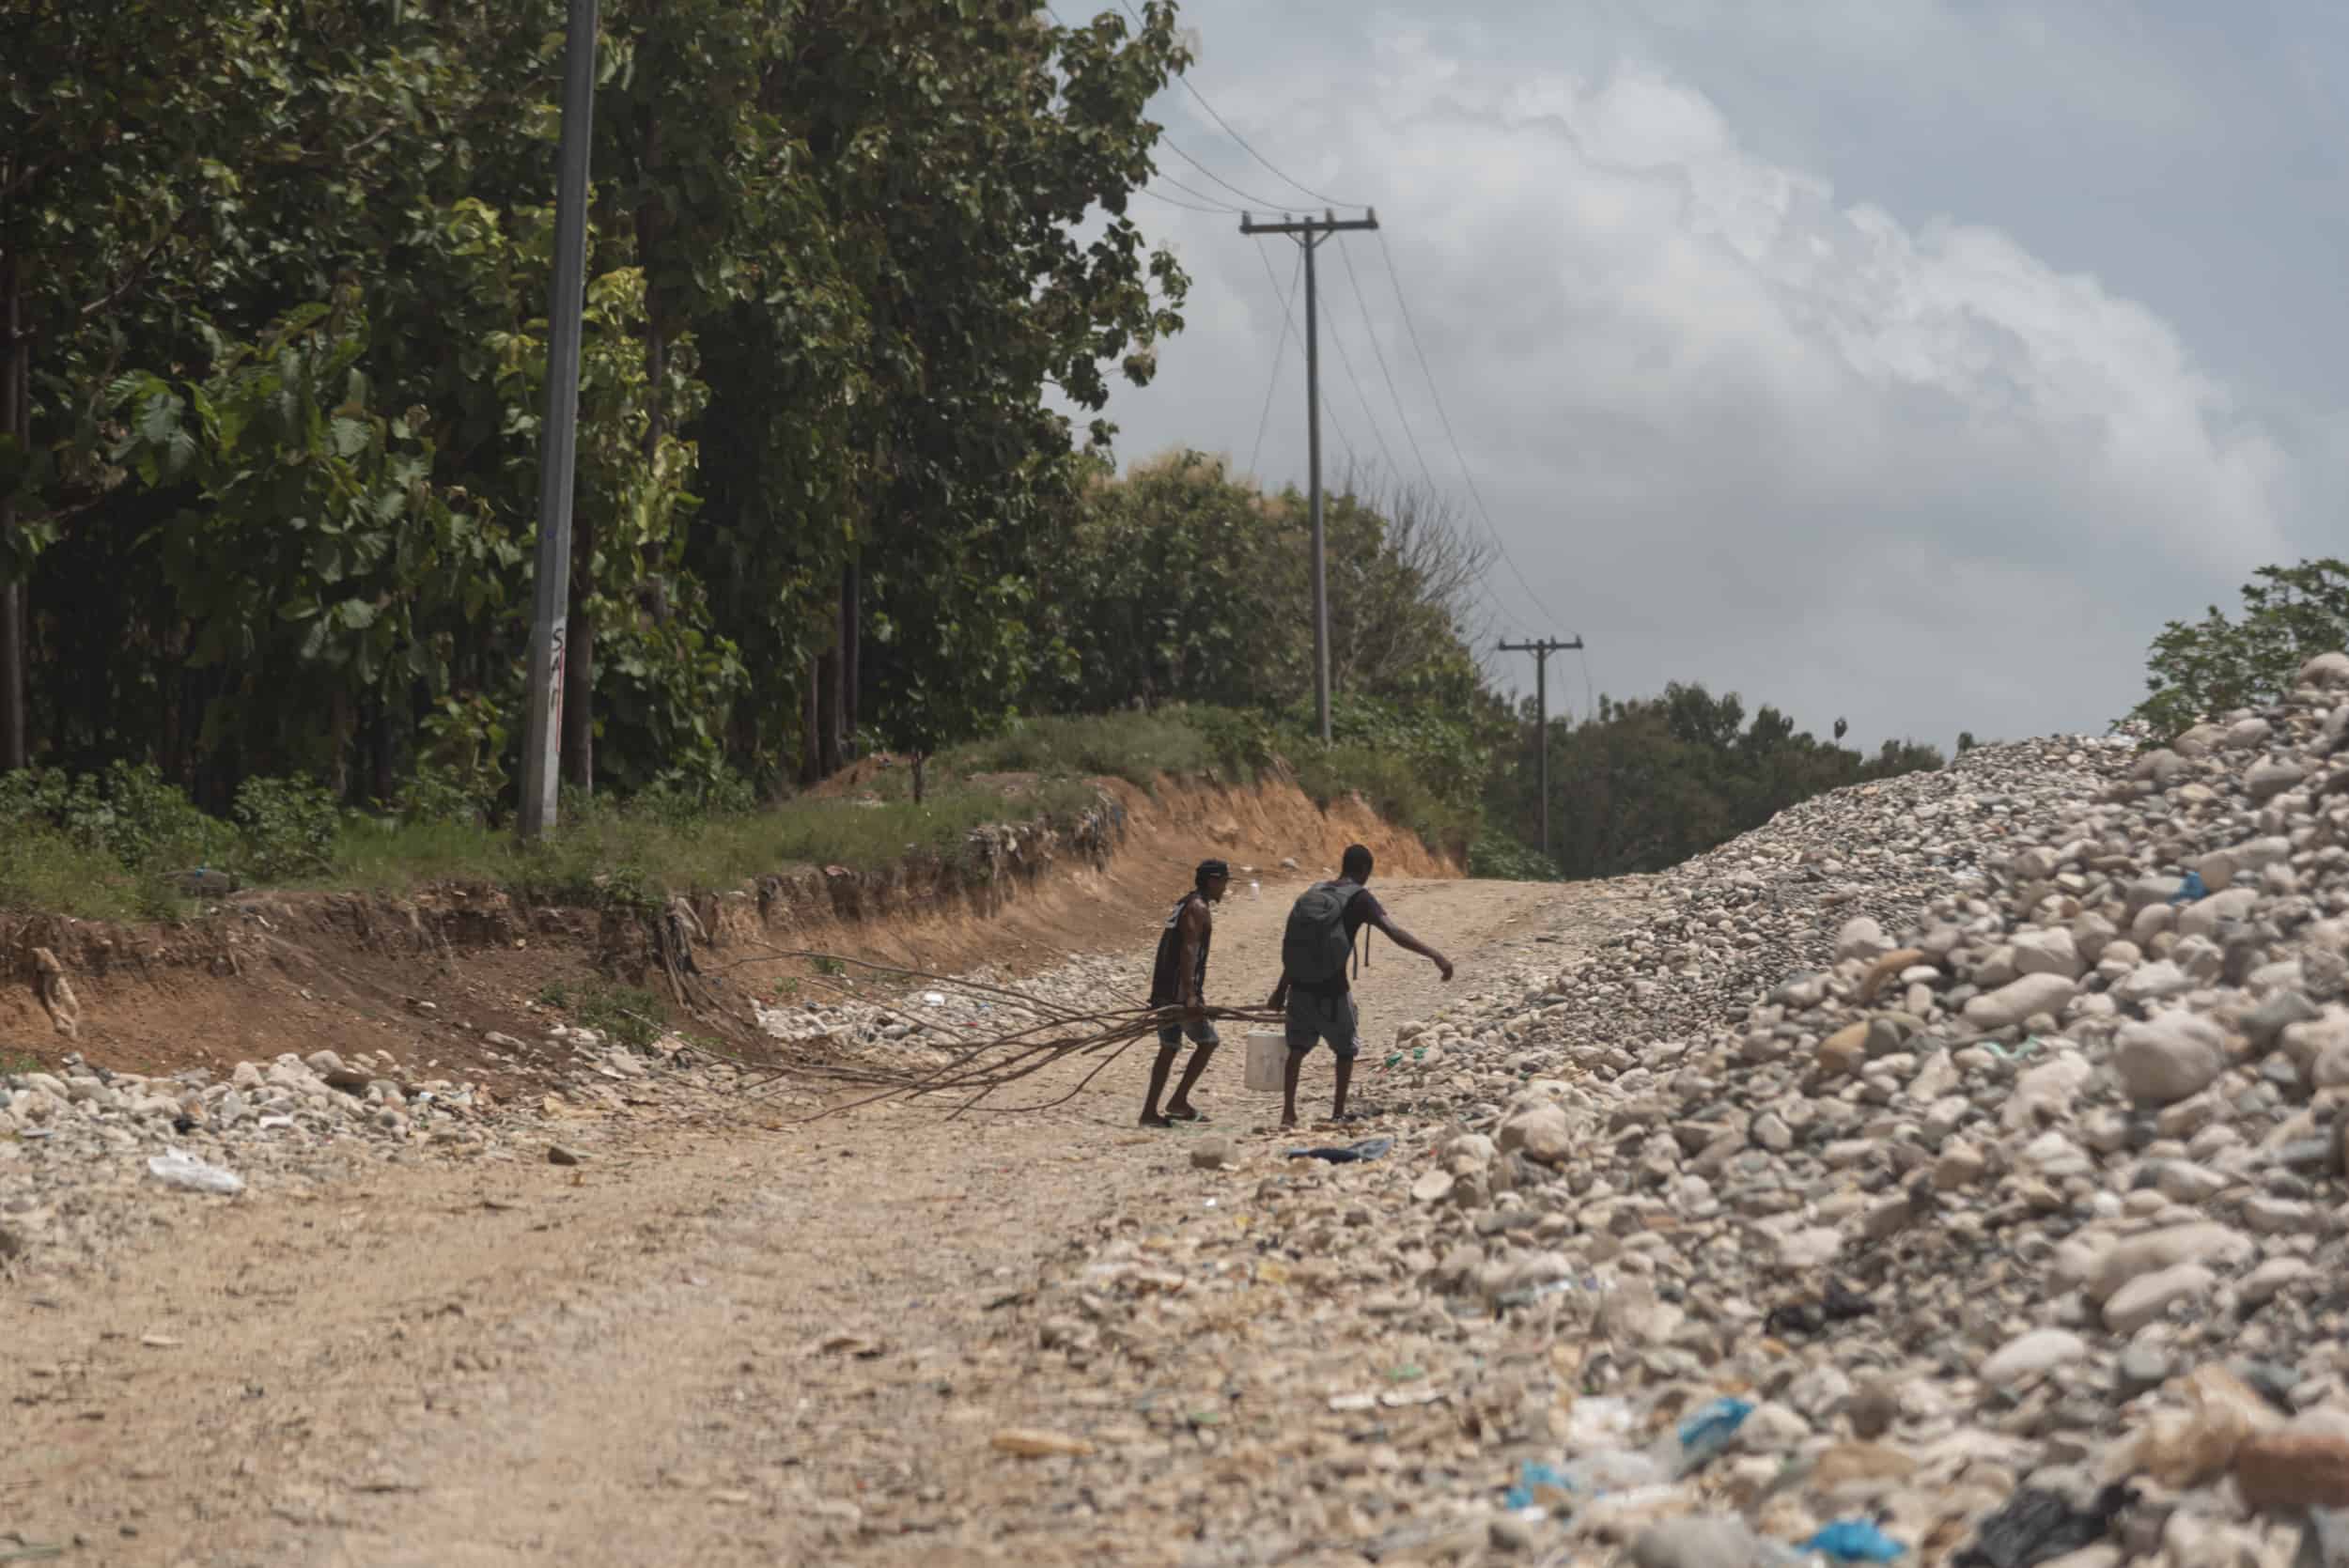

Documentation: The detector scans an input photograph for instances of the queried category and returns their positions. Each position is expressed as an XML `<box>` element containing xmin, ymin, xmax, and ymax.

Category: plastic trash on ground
<box><xmin>1671</xmin><ymin>1396</ymin><xmax>1756</xmax><ymax>1476</ymax></box>
<box><xmin>1284</xmin><ymin>1136</ymin><xmax>1393</xmax><ymax>1164</ymax></box>
<box><xmin>1805</xmin><ymin>1519</ymin><xmax>1906</xmax><ymax>1562</ymax></box>
<box><xmin>1499</xmin><ymin>1394</ymin><xmax>1751</xmax><ymax>1515</ymax></box>
<box><xmin>146</xmin><ymin>1146</ymin><xmax>244</xmax><ymax>1196</ymax></box>
<box><xmin>1503</xmin><ymin>1451</ymin><xmax>1667</xmax><ymax>1509</ymax></box>
<box><xmin>1952</xmin><ymin>1483</ymin><xmax>2135</xmax><ymax>1568</ymax></box>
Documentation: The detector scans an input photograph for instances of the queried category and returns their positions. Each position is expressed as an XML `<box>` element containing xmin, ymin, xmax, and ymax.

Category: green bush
<box><xmin>1292</xmin><ymin>742</ymin><xmax>1474</xmax><ymax>858</ymax></box>
<box><xmin>626</xmin><ymin>766</ymin><xmax>760</xmax><ymax>834</ymax></box>
<box><xmin>388</xmin><ymin>762</ymin><xmax>499</xmax><ymax>828</ymax></box>
<box><xmin>0</xmin><ymin>761</ymin><xmax>231</xmax><ymax>870</ymax></box>
<box><xmin>1466</xmin><ymin>822</ymin><xmax>1562</xmax><ymax>882</ymax></box>
<box><xmin>234</xmin><ymin>776</ymin><xmax>343</xmax><ymax>880</ymax></box>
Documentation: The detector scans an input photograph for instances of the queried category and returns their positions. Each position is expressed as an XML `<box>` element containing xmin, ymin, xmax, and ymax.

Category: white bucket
<box><xmin>1243</xmin><ymin>1030</ymin><xmax>1287</xmax><ymax>1094</ymax></box>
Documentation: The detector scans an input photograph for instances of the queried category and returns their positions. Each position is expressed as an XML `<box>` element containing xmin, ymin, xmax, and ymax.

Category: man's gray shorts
<box><xmin>1284</xmin><ymin>989</ymin><xmax>1361</xmax><ymax>1062</ymax></box>
<box><xmin>1156</xmin><ymin>1017</ymin><xmax>1221</xmax><ymax>1050</ymax></box>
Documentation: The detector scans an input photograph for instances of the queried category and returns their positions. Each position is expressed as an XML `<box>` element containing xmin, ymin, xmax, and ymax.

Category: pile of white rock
<box><xmin>1019</xmin><ymin>657</ymin><xmax>2349</xmax><ymax>1568</ymax></box>
<box><xmin>0</xmin><ymin>1017</ymin><xmax>734</xmax><ymax>1275</ymax></box>
<box><xmin>1401</xmin><ymin>657</ymin><xmax>2349</xmax><ymax>1562</ymax></box>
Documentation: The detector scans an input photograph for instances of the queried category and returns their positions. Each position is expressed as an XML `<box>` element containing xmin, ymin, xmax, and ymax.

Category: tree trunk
<box><xmin>798</xmin><ymin>659</ymin><xmax>819</xmax><ymax>787</ymax></box>
<box><xmin>840</xmin><ymin>559</ymin><xmax>859</xmax><ymax>757</ymax></box>
<box><xmin>0</xmin><ymin>242</ymin><xmax>27</xmax><ymax>773</ymax></box>
<box><xmin>815</xmin><ymin>580</ymin><xmax>843</xmax><ymax>779</ymax></box>
<box><xmin>328</xmin><ymin>688</ymin><xmax>353</xmax><ymax>801</ymax></box>
<box><xmin>369</xmin><ymin>686</ymin><xmax>395</xmax><ymax>807</ymax></box>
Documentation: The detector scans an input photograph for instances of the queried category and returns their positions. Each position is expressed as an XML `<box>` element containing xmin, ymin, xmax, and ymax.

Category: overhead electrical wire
<box><xmin>1249</xmin><ymin>246</ymin><xmax>1301</xmax><ymax>476</ymax></box>
<box><xmin>1151</xmin><ymin>172</ymin><xmax>1246</xmax><ymax>212</ymax></box>
<box><xmin>1372</xmin><ymin>228</ymin><xmax>1568</xmax><ymax>636</ymax></box>
<box><xmin>1112</xmin><ymin>0</ymin><xmax>1370</xmax><ymax>212</ymax></box>
<box><xmin>1158</xmin><ymin>136</ymin><xmax>1293</xmax><ymax>212</ymax></box>
<box><xmin>1246</xmin><ymin>236</ymin><xmax>1362</xmax><ymax>477</ymax></box>
<box><xmin>1322</xmin><ymin>292</ymin><xmax>1402</xmax><ymax>487</ymax></box>
<box><xmin>1136</xmin><ymin>185</ymin><xmax>1232</xmax><ymax>215</ymax></box>
<box><xmin>1061</xmin><ymin>0</ymin><xmax>1548</xmax><ymax>647</ymax></box>
<box><xmin>1334</xmin><ymin>236</ymin><xmax>1442</xmax><ymax>502</ymax></box>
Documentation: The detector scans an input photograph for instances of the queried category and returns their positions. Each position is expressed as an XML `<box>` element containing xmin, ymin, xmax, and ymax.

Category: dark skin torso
<box><xmin>1141</xmin><ymin>872</ymin><xmax>1226</xmax><ymax>1127</ymax></box>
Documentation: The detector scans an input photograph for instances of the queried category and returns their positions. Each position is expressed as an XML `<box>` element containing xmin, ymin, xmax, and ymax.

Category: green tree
<box><xmin>1495</xmin><ymin>683</ymin><xmax>1947</xmax><ymax>878</ymax></box>
<box><xmin>2128</xmin><ymin>558</ymin><xmax>2349</xmax><ymax>739</ymax></box>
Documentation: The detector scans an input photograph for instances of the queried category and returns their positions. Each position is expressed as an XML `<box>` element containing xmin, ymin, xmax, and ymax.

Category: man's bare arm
<box><xmin>1373</xmin><ymin>913</ymin><xmax>1454</xmax><ymax>981</ymax></box>
<box><xmin>1176</xmin><ymin>900</ymin><xmax>1209</xmax><ymax>1016</ymax></box>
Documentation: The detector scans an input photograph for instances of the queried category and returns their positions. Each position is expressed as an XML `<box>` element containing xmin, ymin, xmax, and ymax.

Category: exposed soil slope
<box><xmin>0</xmin><ymin>774</ymin><xmax>1450</xmax><ymax>1094</ymax></box>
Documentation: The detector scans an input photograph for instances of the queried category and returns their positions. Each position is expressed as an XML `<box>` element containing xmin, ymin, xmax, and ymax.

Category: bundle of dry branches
<box><xmin>692</xmin><ymin>946</ymin><xmax>1280</xmax><ymax>1124</ymax></box>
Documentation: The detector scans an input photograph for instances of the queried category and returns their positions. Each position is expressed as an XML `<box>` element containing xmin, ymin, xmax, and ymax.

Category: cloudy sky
<box><xmin>1056</xmin><ymin>0</ymin><xmax>2349</xmax><ymax>753</ymax></box>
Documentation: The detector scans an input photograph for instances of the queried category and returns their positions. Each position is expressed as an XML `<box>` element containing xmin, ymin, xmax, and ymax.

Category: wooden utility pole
<box><xmin>1499</xmin><ymin>636</ymin><xmax>1584</xmax><ymax>862</ymax></box>
<box><xmin>1240</xmin><ymin>209</ymin><xmax>1378</xmax><ymax>743</ymax></box>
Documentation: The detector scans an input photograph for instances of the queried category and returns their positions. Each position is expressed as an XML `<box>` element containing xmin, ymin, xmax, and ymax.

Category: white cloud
<box><xmin>1079</xmin><ymin>23</ymin><xmax>2312</xmax><ymax>748</ymax></box>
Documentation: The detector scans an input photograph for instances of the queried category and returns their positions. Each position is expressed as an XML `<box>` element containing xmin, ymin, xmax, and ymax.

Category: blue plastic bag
<box><xmin>1503</xmin><ymin>1460</ymin><xmax>1569</xmax><ymax>1510</ymax></box>
<box><xmin>2169</xmin><ymin>870</ymin><xmax>2207</xmax><ymax>905</ymax></box>
<box><xmin>1803</xmin><ymin>1519</ymin><xmax>1905</xmax><ymax>1562</ymax></box>
<box><xmin>1672</xmin><ymin>1396</ymin><xmax>1754</xmax><ymax>1474</ymax></box>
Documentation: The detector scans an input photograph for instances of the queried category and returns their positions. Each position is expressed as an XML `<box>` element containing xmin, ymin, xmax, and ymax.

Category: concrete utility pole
<box><xmin>518</xmin><ymin>0</ymin><xmax>599</xmax><ymax>840</ymax></box>
<box><xmin>1498</xmin><ymin>636</ymin><xmax>1584</xmax><ymax>862</ymax></box>
<box><xmin>1240</xmin><ymin>209</ymin><xmax>1378</xmax><ymax>743</ymax></box>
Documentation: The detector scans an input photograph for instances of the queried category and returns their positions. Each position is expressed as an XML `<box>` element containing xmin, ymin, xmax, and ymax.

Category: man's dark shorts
<box><xmin>1157</xmin><ymin>1017</ymin><xmax>1221</xmax><ymax>1050</ymax></box>
<box><xmin>1283</xmin><ymin>989</ymin><xmax>1360</xmax><ymax>1062</ymax></box>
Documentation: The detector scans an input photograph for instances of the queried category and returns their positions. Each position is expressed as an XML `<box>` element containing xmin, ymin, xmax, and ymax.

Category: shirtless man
<box><xmin>1268</xmin><ymin>844</ymin><xmax>1452</xmax><ymax>1128</ymax></box>
<box><xmin>1140</xmin><ymin>859</ymin><xmax>1230</xmax><ymax>1127</ymax></box>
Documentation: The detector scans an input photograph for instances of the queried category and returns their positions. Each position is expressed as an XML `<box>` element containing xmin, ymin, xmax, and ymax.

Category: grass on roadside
<box><xmin>319</xmin><ymin>774</ymin><xmax>1107</xmax><ymax>905</ymax></box>
<box><xmin>0</xmin><ymin>823</ymin><xmax>186</xmax><ymax>923</ymax></box>
<box><xmin>0</xmin><ymin>706</ymin><xmax>1470</xmax><ymax>923</ymax></box>
<box><xmin>945</xmin><ymin>706</ymin><xmax>1273</xmax><ymax>786</ymax></box>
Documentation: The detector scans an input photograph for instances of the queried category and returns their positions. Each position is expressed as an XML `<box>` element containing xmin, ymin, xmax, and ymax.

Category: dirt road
<box><xmin>5</xmin><ymin>876</ymin><xmax>1627</xmax><ymax>1566</ymax></box>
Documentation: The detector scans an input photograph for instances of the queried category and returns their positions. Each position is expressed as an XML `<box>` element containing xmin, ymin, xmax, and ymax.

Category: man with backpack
<box><xmin>1268</xmin><ymin>844</ymin><xmax>1453</xmax><ymax>1128</ymax></box>
<box><xmin>1140</xmin><ymin>858</ymin><xmax>1231</xmax><ymax>1127</ymax></box>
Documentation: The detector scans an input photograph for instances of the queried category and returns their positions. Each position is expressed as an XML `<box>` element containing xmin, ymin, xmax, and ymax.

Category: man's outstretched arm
<box><xmin>1373</xmin><ymin>912</ymin><xmax>1454</xmax><ymax>981</ymax></box>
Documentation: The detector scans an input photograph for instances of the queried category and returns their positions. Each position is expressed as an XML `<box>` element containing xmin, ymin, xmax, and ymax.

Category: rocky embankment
<box><xmin>1024</xmin><ymin>658</ymin><xmax>2349</xmax><ymax>1567</ymax></box>
<box><xmin>0</xmin><ymin>955</ymin><xmax>1105</xmax><ymax>1278</ymax></box>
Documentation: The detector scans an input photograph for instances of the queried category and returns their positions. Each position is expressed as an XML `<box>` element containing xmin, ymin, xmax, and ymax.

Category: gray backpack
<box><xmin>1281</xmin><ymin>879</ymin><xmax>1359</xmax><ymax>987</ymax></box>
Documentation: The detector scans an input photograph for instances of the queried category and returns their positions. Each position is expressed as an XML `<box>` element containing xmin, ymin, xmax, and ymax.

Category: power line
<box><xmin>1334</xmin><ymin>236</ymin><xmax>1442</xmax><ymax>501</ymax></box>
<box><xmin>1063</xmin><ymin>3</ymin><xmax>1535</xmax><ymax>656</ymax></box>
<box><xmin>1249</xmin><ymin>244</ymin><xmax>1301</xmax><ymax>476</ymax></box>
<box><xmin>1113</xmin><ymin>0</ymin><xmax>1370</xmax><ymax>211</ymax></box>
<box><xmin>1137</xmin><ymin>185</ymin><xmax>1231</xmax><ymax>215</ymax></box>
<box><xmin>1373</xmin><ymin>228</ymin><xmax>1563</xmax><ymax>632</ymax></box>
<box><xmin>1326</xmin><ymin>236</ymin><xmax>1527</xmax><ymax>640</ymax></box>
<box><xmin>1158</xmin><ymin>135</ymin><xmax>1291</xmax><ymax>211</ymax></box>
<box><xmin>1151</xmin><ymin>172</ymin><xmax>1245</xmax><ymax>212</ymax></box>
<box><xmin>1321</xmin><ymin>286</ymin><xmax>1401</xmax><ymax>486</ymax></box>
<box><xmin>1246</xmin><ymin>230</ymin><xmax>1364</xmax><ymax>477</ymax></box>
